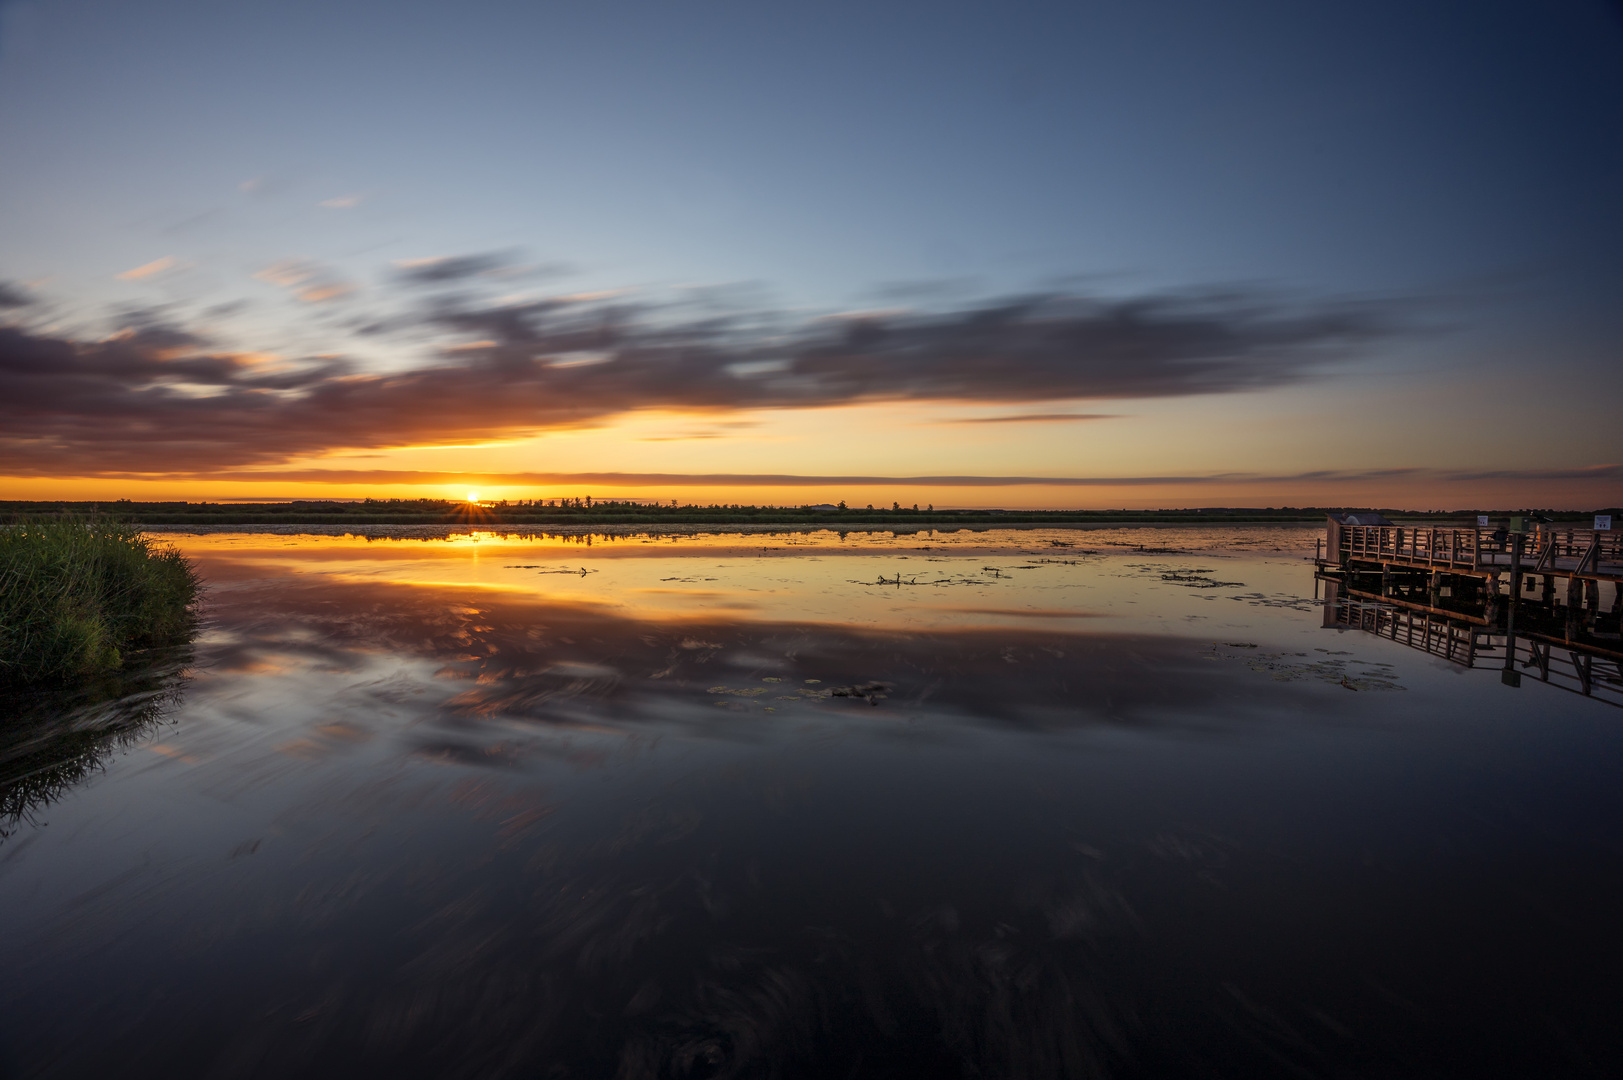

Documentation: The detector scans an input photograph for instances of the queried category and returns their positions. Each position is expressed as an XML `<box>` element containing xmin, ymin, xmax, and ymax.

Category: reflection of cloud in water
<box><xmin>8</xmin><ymin>533</ymin><xmax>1623</xmax><ymax>1076</ymax></box>
<box><xmin>200</xmin><ymin>574</ymin><xmax>1331</xmax><ymax>746</ymax></box>
<box><xmin>172</xmin><ymin>526</ymin><xmax>1327</xmax><ymax>642</ymax></box>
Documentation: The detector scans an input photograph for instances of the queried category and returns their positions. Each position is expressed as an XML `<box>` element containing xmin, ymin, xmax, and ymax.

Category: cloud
<box><xmin>319</xmin><ymin>194</ymin><xmax>364</xmax><ymax>209</ymax></box>
<box><xmin>116</xmin><ymin>256</ymin><xmax>180</xmax><ymax>281</ymax></box>
<box><xmin>105</xmin><ymin>307</ymin><xmax>211</xmax><ymax>354</ymax></box>
<box><xmin>253</xmin><ymin>259</ymin><xmax>355</xmax><ymax>303</ymax></box>
<box><xmin>939</xmin><ymin>412</ymin><xmax>1122</xmax><ymax>424</ymax></box>
<box><xmin>392</xmin><ymin>251</ymin><xmax>527</xmax><ymax>284</ymax></box>
<box><xmin>0</xmin><ymin>281</ymin><xmax>34</xmax><ymax>309</ymax></box>
<box><xmin>0</xmin><ymin>283</ymin><xmax>1396</xmax><ymax>475</ymax></box>
<box><xmin>32</xmin><ymin>465</ymin><xmax>1622</xmax><ymax>489</ymax></box>
<box><xmin>1439</xmin><ymin>464</ymin><xmax>1623</xmax><ymax>483</ymax></box>
<box><xmin>252</xmin><ymin>260</ymin><xmax>315</xmax><ymax>289</ymax></box>
<box><xmin>198</xmin><ymin>469</ymin><xmax>1242</xmax><ymax>486</ymax></box>
<box><xmin>296</xmin><ymin>284</ymin><xmax>355</xmax><ymax>304</ymax></box>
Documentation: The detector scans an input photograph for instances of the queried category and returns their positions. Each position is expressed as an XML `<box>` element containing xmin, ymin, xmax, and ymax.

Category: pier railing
<box><xmin>1339</xmin><ymin>525</ymin><xmax>1483</xmax><ymax>569</ymax></box>
<box><xmin>1525</xmin><ymin>527</ymin><xmax>1623</xmax><ymax>575</ymax></box>
<box><xmin>1336</xmin><ymin>525</ymin><xmax>1623</xmax><ymax>579</ymax></box>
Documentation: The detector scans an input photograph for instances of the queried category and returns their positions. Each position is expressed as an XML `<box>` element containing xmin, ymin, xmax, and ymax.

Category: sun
<box><xmin>466</xmin><ymin>492</ymin><xmax>479</xmax><ymax>503</ymax></box>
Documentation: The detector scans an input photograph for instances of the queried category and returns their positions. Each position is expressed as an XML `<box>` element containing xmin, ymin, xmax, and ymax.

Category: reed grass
<box><xmin>0</xmin><ymin>521</ymin><xmax>200</xmax><ymax>686</ymax></box>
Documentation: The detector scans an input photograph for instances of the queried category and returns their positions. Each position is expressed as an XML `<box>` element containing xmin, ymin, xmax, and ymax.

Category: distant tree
<box><xmin>838</xmin><ymin>500</ymin><xmax>847</xmax><ymax>510</ymax></box>
<box><xmin>892</xmin><ymin>502</ymin><xmax>900</xmax><ymax>511</ymax></box>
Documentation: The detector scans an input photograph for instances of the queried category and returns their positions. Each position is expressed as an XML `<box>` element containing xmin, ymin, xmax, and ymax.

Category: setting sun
<box><xmin>466</xmin><ymin>492</ymin><xmax>479</xmax><ymax>503</ymax></box>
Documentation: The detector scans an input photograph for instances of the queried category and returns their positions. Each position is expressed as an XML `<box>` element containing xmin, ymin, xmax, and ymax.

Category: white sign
<box><xmin>1597</xmin><ymin>515</ymin><xmax>1613</xmax><ymax>531</ymax></box>
<box><xmin>1477</xmin><ymin>515</ymin><xmax>1490</xmax><ymax>527</ymax></box>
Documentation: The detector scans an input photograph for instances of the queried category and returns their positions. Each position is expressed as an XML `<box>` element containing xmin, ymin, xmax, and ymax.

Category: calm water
<box><xmin>1</xmin><ymin>526</ymin><xmax>1620</xmax><ymax>1078</ymax></box>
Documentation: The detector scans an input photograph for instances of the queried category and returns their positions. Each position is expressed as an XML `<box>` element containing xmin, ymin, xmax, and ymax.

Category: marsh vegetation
<box><xmin>0</xmin><ymin>521</ymin><xmax>200</xmax><ymax>686</ymax></box>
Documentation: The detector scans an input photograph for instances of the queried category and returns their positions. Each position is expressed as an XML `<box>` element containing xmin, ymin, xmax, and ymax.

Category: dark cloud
<box><xmin>0</xmin><ymin>281</ymin><xmax>34</xmax><ymax>309</ymax></box>
<box><xmin>105</xmin><ymin>306</ymin><xmax>211</xmax><ymax>352</ymax></box>
<box><xmin>391</xmin><ymin>251</ymin><xmax>534</xmax><ymax>284</ymax></box>
<box><xmin>203</xmin><ymin>299</ymin><xmax>252</xmax><ymax>319</ymax></box>
<box><xmin>0</xmin><ymin>285</ymin><xmax>1395</xmax><ymax>475</ymax></box>
<box><xmin>940</xmin><ymin>413</ymin><xmax>1122</xmax><ymax>424</ymax></box>
<box><xmin>1442</xmin><ymin>465</ymin><xmax>1623</xmax><ymax>482</ymax></box>
<box><xmin>58</xmin><ymin>465</ymin><xmax>1622</xmax><ymax>489</ymax></box>
<box><xmin>181</xmin><ymin>469</ymin><xmax>1245</xmax><ymax>487</ymax></box>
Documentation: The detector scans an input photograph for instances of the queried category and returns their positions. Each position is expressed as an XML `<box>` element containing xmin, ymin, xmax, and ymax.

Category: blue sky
<box><xmin>1</xmin><ymin>0</ymin><xmax>1620</xmax><ymax>506</ymax></box>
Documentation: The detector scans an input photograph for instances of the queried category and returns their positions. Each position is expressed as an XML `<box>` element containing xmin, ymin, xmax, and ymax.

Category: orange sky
<box><xmin>2</xmin><ymin>276</ymin><xmax>1617</xmax><ymax>512</ymax></box>
<box><xmin>4</xmin><ymin>394</ymin><xmax>1617</xmax><ymax>511</ymax></box>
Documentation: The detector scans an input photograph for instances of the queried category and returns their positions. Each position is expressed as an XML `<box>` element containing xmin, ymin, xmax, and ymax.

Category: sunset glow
<box><xmin>0</xmin><ymin>2</ymin><xmax>1617</xmax><ymax>510</ymax></box>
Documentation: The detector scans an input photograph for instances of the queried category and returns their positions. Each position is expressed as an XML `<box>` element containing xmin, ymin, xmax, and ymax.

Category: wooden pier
<box><xmin>1316</xmin><ymin>514</ymin><xmax>1622</xmax><ymax>706</ymax></box>
<box><xmin>1325</xmin><ymin>520</ymin><xmax>1623</xmax><ymax>583</ymax></box>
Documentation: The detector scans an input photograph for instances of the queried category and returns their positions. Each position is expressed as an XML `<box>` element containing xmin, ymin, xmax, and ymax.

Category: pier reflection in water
<box><xmin>1</xmin><ymin>527</ymin><xmax>1621</xmax><ymax>1078</ymax></box>
<box><xmin>1317</xmin><ymin>532</ymin><xmax>1623</xmax><ymax>709</ymax></box>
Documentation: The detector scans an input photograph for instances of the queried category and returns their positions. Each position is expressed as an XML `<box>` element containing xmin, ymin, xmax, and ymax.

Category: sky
<box><xmin>1</xmin><ymin>0</ymin><xmax>1620</xmax><ymax>510</ymax></box>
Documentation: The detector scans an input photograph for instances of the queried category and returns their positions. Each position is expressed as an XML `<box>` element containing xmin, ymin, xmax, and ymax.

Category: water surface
<box><xmin>2</xmin><ymin>526</ymin><xmax>1619</xmax><ymax>1078</ymax></box>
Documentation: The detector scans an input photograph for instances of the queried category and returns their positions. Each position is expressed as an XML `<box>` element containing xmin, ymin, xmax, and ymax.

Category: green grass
<box><xmin>0</xmin><ymin>521</ymin><xmax>201</xmax><ymax>686</ymax></box>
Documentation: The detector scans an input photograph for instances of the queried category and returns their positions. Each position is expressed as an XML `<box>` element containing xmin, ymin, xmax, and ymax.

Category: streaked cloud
<box><xmin>116</xmin><ymin>256</ymin><xmax>180</xmax><ymax>281</ymax></box>
<box><xmin>213</xmin><ymin>469</ymin><xmax>1243</xmax><ymax>486</ymax></box>
<box><xmin>296</xmin><ymin>283</ymin><xmax>355</xmax><ymax>304</ymax></box>
<box><xmin>392</xmin><ymin>251</ymin><xmax>527</xmax><ymax>285</ymax></box>
<box><xmin>319</xmin><ymin>193</ymin><xmax>364</xmax><ymax>209</ymax></box>
<box><xmin>252</xmin><ymin>259</ymin><xmax>316</xmax><ymax>289</ymax></box>
<box><xmin>38</xmin><ymin>465</ymin><xmax>1622</xmax><ymax>489</ymax></box>
<box><xmin>0</xmin><ymin>280</ymin><xmax>1397</xmax><ymax>475</ymax></box>
<box><xmin>939</xmin><ymin>413</ymin><xmax>1122</xmax><ymax>424</ymax></box>
<box><xmin>252</xmin><ymin>259</ymin><xmax>355</xmax><ymax>304</ymax></box>
<box><xmin>1436</xmin><ymin>465</ymin><xmax>1623</xmax><ymax>483</ymax></box>
<box><xmin>0</xmin><ymin>281</ymin><xmax>34</xmax><ymax>308</ymax></box>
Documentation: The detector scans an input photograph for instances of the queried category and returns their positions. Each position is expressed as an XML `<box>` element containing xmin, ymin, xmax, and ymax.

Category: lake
<box><xmin>2</xmin><ymin>525</ymin><xmax>1620</xmax><ymax>1078</ymax></box>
